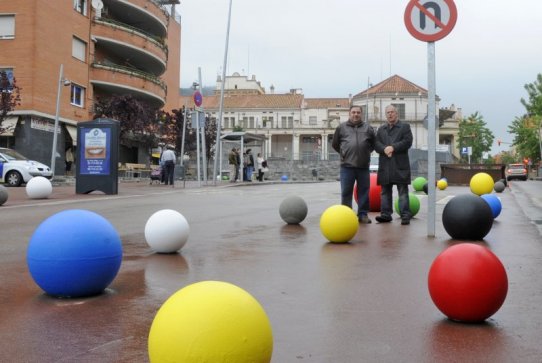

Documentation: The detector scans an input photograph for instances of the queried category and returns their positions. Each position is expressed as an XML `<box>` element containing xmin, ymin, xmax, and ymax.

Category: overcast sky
<box><xmin>178</xmin><ymin>0</ymin><xmax>542</xmax><ymax>154</ymax></box>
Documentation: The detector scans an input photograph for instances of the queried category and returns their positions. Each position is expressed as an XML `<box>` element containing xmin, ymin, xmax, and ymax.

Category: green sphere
<box><xmin>412</xmin><ymin>177</ymin><xmax>427</xmax><ymax>192</ymax></box>
<box><xmin>394</xmin><ymin>192</ymin><xmax>421</xmax><ymax>216</ymax></box>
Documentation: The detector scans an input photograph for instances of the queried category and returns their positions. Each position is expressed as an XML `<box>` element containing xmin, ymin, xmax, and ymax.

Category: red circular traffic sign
<box><xmin>193</xmin><ymin>90</ymin><xmax>203</xmax><ymax>107</ymax></box>
<box><xmin>404</xmin><ymin>0</ymin><xmax>457</xmax><ymax>42</ymax></box>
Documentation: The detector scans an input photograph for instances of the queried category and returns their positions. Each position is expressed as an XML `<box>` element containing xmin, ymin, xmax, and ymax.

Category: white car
<box><xmin>0</xmin><ymin>147</ymin><xmax>53</xmax><ymax>186</ymax></box>
<box><xmin>370</xmin><ymin>154</ymin><xmax>379</xmax><ymax>173</ymax></box>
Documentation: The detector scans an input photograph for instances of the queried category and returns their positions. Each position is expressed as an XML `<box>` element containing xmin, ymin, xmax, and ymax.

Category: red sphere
<box><xmin>428</xmin><ymin>243</ymin><xmax>508</xmax><ymax>322</ymax></box>
<box><xmin>354</xmin><ymin>173</ymin><xmax>381</xmax><ymax>212</ymax></box>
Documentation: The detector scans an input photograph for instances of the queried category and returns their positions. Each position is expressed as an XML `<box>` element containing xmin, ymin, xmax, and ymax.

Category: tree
<box><xmin>0</xmin><ymin>71</ymin><xmax>22</xmax><ymax>133</ymax></box>
<box><xmin>457</xmin><ymin>112</ymin><xmax>495</xmax><ymax>164</ymax></box>
<box><xmin>507</xmin><ymin>115</ymin><xmax>540</xmax><ymax>164</ymax></box>
<box><xmin>512</xmin><ymin>74</ymin><xmax>542</xmax><ymax>164</ymax></box>
<box><xmin>93</xmin><ymin>94</ymin><xmax>160</xmax><ymax>151</ymax></box>
<box><xmin>159</xmin><ymin>109</ymin><xmax>217</xmax><ymax>161</ymax></box>
<box><xmin>521</xmin><ymin>73</ymin><xmax>542</xmax><ymax>116</ymax></box>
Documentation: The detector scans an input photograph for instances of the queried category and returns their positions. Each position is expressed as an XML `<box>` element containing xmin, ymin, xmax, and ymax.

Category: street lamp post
<box><xmin>212</xmin><ymin>0</ymin><xmax>233</xmax><ymax>185</ymax></box>
<box><xmin>50</xmin><ymin>64</ymin><xmax>70</xmax><ymax>177</ymax></box>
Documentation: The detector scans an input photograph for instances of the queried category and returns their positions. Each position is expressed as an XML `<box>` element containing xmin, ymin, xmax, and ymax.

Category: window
<box><xmin>223</xmin><ymin>117</ymin><xmax>229</xmax><ymax>129</ymax></box>
<box><xmin>0</xmin><ymin>15</ymin><xmax>15</xmax><ymax>39</ymax></box>
<box><xmin>248</xmin><ymin>117</ymin><xmax>254</xmax><ymax>128</ymax></box>
<box><xmin>0</xmin><ymin>68</ymin><xmax>14</xmax><ymax>92</ymax></box>
<box><xmin>391</xmin><ymin>103</ymin><xmax>406</xmax><ymax>119</ymax></box>
<box><xmin>70</xmin><ymin>84</ymin><xmax>85</xmax><ymax>107</ymax></box>
<box><xmin>309</xmin><ymin>116</ymin><xmax>317</xmax><ymax>125</ymax></box>
<box><xmin>281</xmin><ymin>116</ymin><xmax>293</xmax><ymax>128</ymax></box>
<box><xmin>72</xmin><ymin>37</ymin><xmax>87</xmax><ymax>62</ymax></box>
<box><xmin>73</xmin><ymin>0</ymin><xmax>88</xmax><ymax>16</ymax></box>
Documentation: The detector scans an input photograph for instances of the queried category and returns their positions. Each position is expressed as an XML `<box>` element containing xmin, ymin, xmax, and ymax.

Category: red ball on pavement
<box><xmin>428</xmin><ymin>243</ymin><xmax>508</xmax><ymax>323</ymax></box>
<box><xmin>354</xmin><ymin>173</ymin><xmax>381</xmax><ymax>212</ymax></box>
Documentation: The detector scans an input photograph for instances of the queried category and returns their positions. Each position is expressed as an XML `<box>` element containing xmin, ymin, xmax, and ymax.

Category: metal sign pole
<box><xmin>198</xmin><ymin>68</ymin><xmax>208</xmax><ymax>184</ymax></box>
<box><xmin>196</xmin><ymin>109</ymin><xmax>201</xmax><ymax>187</ymax></box>
<box><xmin>427</xmin><ymin>41</ymin><xmax>436</xmax><ymax>237</ymax></box>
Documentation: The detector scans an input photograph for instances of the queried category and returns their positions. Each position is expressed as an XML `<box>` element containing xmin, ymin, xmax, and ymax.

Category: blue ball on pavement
<box><xmin>27</xmin><ymin>209</ymin><xmax>123</xmax><ymax>297</ymax></box>
<box><xmin>481</xmin><ymin>194</ymin><xmax>502</xmax><ymax>219</ymax></box>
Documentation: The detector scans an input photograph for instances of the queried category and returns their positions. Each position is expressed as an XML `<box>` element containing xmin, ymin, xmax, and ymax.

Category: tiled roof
<box><xmin>303</xmin><ymin>98</ymin><xmax>350</xmax><ymax>109</ymax></box>
<box><xmin>353</xmin><ymin>74</ymin><xmax>427</xmax><ymax>98</ymax></box>
<box><xmin>179</xmin><ymin>94</ymin><xmax>304</xmax><ymax>110</ymax></box>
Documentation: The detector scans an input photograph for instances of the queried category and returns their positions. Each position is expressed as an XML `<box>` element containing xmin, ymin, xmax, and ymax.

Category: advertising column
<box><xmin>75</xmin><ymin>118</ymin><xmax>120</xmax><ymax>194</ymax></box>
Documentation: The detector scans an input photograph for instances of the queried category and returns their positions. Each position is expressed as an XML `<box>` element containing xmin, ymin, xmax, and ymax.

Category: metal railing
<box><xmin>94</xmin><ymin>17</ymin><xmax>168</xmax><ymax>54</ymax></box>
<box><xmin>92</xmin><ymin>61</ymin><xmax>167</xmax><ymax>91</ymax></box>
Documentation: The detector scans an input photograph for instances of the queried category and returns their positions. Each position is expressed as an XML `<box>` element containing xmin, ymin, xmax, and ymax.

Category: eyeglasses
<box><xmin>351</xmin><ymin>111</ymin><xmax>361</xmax><ymax>114</ymax></box>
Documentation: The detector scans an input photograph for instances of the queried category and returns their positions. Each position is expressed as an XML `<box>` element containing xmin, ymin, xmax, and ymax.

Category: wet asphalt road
<box><xmin>0</xmin><ymin>180</ymin><xmax>541</xmax><ymax>362</ymax></box>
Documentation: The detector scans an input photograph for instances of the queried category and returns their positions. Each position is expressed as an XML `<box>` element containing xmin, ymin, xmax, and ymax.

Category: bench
<box><xmin>124</xmin><ymin>163</ymin><xmax>151</xmax><ymax>180</ymax></box>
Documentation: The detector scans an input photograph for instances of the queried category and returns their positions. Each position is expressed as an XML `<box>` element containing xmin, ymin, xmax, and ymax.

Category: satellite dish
<box><xmin>91</xmin><ymin>0</ymin><xmax>103</xmax><ymax>10</ymax></box>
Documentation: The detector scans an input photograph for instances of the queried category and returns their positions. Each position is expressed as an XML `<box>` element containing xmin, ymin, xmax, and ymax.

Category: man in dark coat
<box><xmin>332</xmin><ymin>105</ymin><xmax>376</xmax><ymax>224</ymax></box>
<box><xmin>374</xmin><ymin>105</ymin><xmax>413</xmax><ymax>225</ymax></box>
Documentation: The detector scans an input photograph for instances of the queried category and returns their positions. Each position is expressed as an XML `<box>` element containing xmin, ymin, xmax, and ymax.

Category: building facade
<box><xmin>183</xmin><ymin>73</ymin><xmax>462</xmax><ymax>161</ymax></box>
<box><xmin>0</xmin><ymin>0</ymin><xmax>180</xmax><ymax>174</ymax></box>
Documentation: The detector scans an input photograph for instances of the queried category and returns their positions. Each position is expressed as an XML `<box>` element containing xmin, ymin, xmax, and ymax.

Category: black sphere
<box><xmin>423</xmin><ymin>182</ymin><xmax>429</xmax><ymax>195</ymax></box>
<box><xmin>494</xmin><ymin>181</ymin><xmax>505</xmax><ymax>193</ymax></box>
<box><xmin>442</xmin><ymin>194</ymin><xmax>494</xmax><ymax>240</ymax></box>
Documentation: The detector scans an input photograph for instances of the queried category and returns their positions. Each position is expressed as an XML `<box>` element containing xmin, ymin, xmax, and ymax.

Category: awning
<box><xmin>0</xmin><ymin>116</ymin><xmax>18</xmax><ymax>136</ymax></box>
<box><xmin>66</xmin><ymin>124</ymin><xmax>77</xmax><ymax>145</ymax></box>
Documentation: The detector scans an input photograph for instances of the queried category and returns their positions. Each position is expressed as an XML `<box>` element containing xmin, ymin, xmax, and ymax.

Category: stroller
<box><xmin>150</xmin><ymin>166</ymin><xmax>163</xmax><ymax>184</ymax></box>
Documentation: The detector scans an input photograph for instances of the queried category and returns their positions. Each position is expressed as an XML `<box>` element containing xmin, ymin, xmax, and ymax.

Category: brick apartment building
<box><xmin>0</xmin><ymin>0</ymin><xmax>180</xmax><ymax>175</ymax></box>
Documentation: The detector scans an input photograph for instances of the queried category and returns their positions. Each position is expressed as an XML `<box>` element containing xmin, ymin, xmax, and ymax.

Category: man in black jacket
<box><xmin>332</xmin><ymin>105</ymin><xmax>376</xmax><ymax>224</ymax></box>
<box><xmin>375</xmin><ymin>105</ymin><xmax>413</xmax><ymax>225</ymax></box>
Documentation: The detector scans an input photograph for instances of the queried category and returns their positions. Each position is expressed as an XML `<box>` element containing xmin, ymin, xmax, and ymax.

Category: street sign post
<box><xmin>404</xmin><ymin>0</ymin><xmax>457</xmax><ymax>237</ymax></box>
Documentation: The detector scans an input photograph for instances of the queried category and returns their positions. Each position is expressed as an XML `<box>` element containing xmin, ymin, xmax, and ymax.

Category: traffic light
<box><xmin>497</xmin><ymin>140</ymin><xmax>501</xmax><ymax>146</ymax></box>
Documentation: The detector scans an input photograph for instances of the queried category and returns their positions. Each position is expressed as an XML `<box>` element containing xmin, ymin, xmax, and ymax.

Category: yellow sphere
<box><xmin>437</xmin><ymin>179</ymin><xmax>448</xmax><ymax>190</ymax></box>
<box><xmin>319</xmin><ymin>205</ymin><xmax>359</xmax><ymax>243</ymax></box>
<box><xmin>148</xmin><ymin>281</ymin><xmax>273</xmax><ymax>363</ymax></box>
<box><xmin>470</xmin><ymin>172</ymin><xmax>495</xmax><ymax>196</ymax></box>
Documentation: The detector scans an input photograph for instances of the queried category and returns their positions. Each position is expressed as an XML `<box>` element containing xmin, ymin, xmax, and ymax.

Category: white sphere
<box><xmin>25</xmin><ymin>176</ymin><xmax>53</xmax><ymax>199</ymax></box>
<box><xmin>145</xmin><ymin>209</ymin><xmax>190</xmax><ymax>253</ymax></box>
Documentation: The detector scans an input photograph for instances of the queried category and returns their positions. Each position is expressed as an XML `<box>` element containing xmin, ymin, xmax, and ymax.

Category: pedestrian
<box><xmin>256</xmin><ymin>152</ymin><xmax>266</xmax><ymax>182</ymax></box>
<box><xmin>235</xmin><ymin>148</ymin><xmax>241</xmax><ymax>182</ymax></box>
<box><xmin>228</xmin><ymin>147</ymin><xmax>238</xmax><ymax>182</ymax></box>
<box><xmin>244</xmin><ymin>149</ymin><xmax>255</xmax><ymax>181</ymax></box>
<box><xmin>331</xmin><ymin>105</ymin><xmax>376</xmax><ymax>224</ymax></box>
<box><xmin>65</xmin><ymin>146</ymin><xmax>74</xmax><ymax>176</ymax></box>
<box><xmin>374</xmin><ymin>105</ymin><xmax>413</xmax><ymax>225</ymax></box>
<box><xmin>160</xmin><ymin>144</ymin><xmax>176</xmax><ymax>187</ymax></box>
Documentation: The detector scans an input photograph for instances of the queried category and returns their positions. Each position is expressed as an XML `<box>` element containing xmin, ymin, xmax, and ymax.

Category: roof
<box><xmin>180</xmin><ymin>94</ymin><xmax>304</xmax><ymax>110</ymax></box>
<box><xmin>220</xmin><ymin>132</ymin><xmax>267</xmax><ymax>143</ymax></box>
<box><xmin>303</xmin><ymin>98</ymin><xmax>350</xmax><ymax>109</ymax></box>
<box><xmin>353</xmin><ymin>74</ymin><xmax>428</xmax><ymax>98</ymax></box>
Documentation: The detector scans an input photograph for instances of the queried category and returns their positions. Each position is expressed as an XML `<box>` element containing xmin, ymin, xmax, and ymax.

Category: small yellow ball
<box><xmin>437</xmin><ymin>179</ymin><xmax>448</xmax><ymax>190</ymax></box>
<box><xmin>148</xmin><ymin>281</ymin><xmax>273</xmax><ymax>363</ymax></box>
<box><xmin>470</xmin><ymin>172</ymin><xmax>495</xmax><ymax>196</ymax></box>
<box><xmin>319</xmin><ymin>205</ymin><xmax>359</xmax><ymax>243</ymax></box>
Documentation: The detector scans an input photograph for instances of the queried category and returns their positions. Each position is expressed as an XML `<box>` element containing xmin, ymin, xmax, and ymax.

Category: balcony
<box><xmin>92</xmin><ymin>19</ymin><xmax>167</xmax><ymax>73</ymax></box>
<box><xmin>91</xmin><ymin>63</ymin><xmax>166</xmax><ymax>107</ymax></box>
<box><xmin>102</xmin><ymin>0</ymin><xmax>169</xmax><ymax>38</ymax></box>
<box><xmin>92</xmin><ymin>20</ymin><xmax>166</xmax><ymax>76</ymax></box>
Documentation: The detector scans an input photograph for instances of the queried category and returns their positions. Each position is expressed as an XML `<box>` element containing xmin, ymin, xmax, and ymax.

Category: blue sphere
<box><xmin>27</xmin><ymin>209</ymin><xmax>123</xmax><ymax>297</ymax></box>
<box><xmin>281</xmin><ymin>175</ymin><xmax>288</xmax><ymax>181</ymax></box>
<box><xmin>481</xmin><ymin>194</ymin><xmax>502</xmax><ymax>219</ymax></box>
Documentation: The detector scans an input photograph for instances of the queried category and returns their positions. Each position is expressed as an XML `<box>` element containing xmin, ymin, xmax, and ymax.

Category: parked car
<box><xmin>0</xmin><ymin>148</ymin><xmax>53</xmax><ymax>186</ymax></box>
<box><xmin>506</xmin><ymin>163</ymin><xmax>528</xmax><ymax>181</ymax></box>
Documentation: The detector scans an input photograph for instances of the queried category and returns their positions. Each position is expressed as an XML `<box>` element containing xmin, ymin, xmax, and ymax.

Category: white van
<box><xmin>0</xmin><ymin>148</ymin><xmax>53</xmax><ymax>186</ymax></box>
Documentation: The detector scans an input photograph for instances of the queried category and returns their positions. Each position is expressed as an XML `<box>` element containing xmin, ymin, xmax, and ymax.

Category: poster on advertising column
<box><xmin>80</xmin><ymin>127</ymin><xmax>111</xmax><ymax>175</ymax></box>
